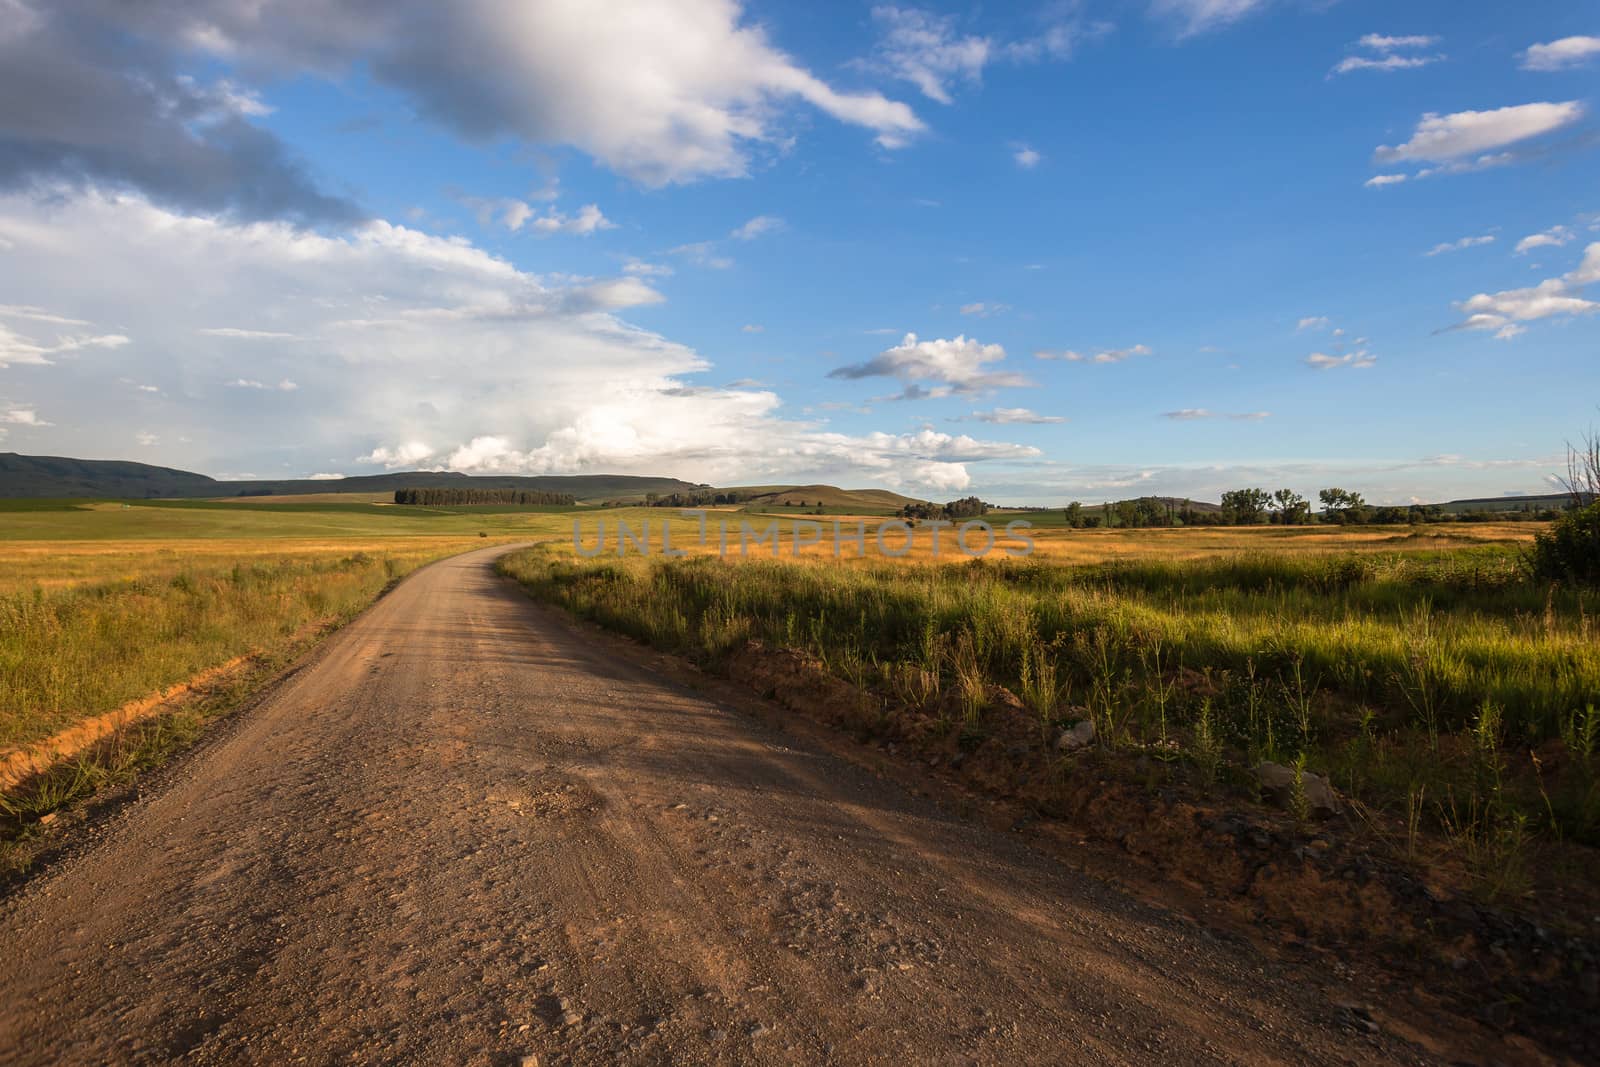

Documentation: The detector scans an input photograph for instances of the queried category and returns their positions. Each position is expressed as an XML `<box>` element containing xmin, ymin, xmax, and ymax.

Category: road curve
<box><xmin>0</xmin><ymin>544</ymin><xmax>1432</xmax><ymax>1065</ymax></box>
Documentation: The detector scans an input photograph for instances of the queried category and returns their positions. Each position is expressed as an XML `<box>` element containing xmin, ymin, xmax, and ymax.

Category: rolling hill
<box><xmin>0</xmin><ymin>453</ymin><xmax>706</xmax><ymax>503</ymax></box>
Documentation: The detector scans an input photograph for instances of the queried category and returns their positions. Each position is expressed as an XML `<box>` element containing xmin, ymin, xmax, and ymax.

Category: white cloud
<box><xmin>1296</xmin><ymin>316</ymin><xmax>1330</xmax><ymax>331</ymax></box>
<box><xmin>1374</xmin><ymin>102</ymin><xmax>1585</xmax><ymax>165</ymax></box>
<box><xmin>1162</xmin><ymin>408</ymin><xmax>1269</xmax><ymax>420</ymax></box>
<box><xmin>1425</xmin><ymin>234</ymin><xmax>1495</xmax><ymax>256</ymax></box>
<box><xmin>1358</xmin><ymin>34</ymin><xmax>1440</xmax><ymax>52</ymax></box>
<box><xmin>1453</xmin><ymin>278</ymin><xmax>1598</xmax><ymax>339</ymax></box>
<box><xmin>864</xmin><ymin>5</ymin><xmax>1091</xmax><ymax>104</ymax></box>
<box><xmin>740</xmin><ymin>324</ymin><xmax>764</xmax><ymax>334</ymax></box>
<box><xmin>830</xmin><ymin>332</ymin><xmax>1028</xmax><ymax>397</ymax></box>
<box><xmin>1446</xmin><ymin>242</ymin><xmax>1600</xmax><ymax>339</ymax></box>
<box><xmin>529</xmin><ymin>204</ymin><xmax>614</xmax><ymax>236</ymax></box>
<box><xmin>0</xmin><ymin>189</ymin><xmax>1033</xmax><ymax>492</ymax></box>
<box><xmin>958</xmin><ymin>301</ymin><xmax>1009</xmax><ymax>317</ymax></box>
<box><xmin>1365</xmin><ymin>174</ymin><xmax>1408</xmax><ymax>188</ymax></box>
<box><xmin>1306</xmin><ymin>351</ymin><xmax>1377</xmax><ymax>369</ymax></box>
<box><xmin>0</xmin><ymin>407</ymin><xmax>51</xmax><ymax>426</ymax></box>
<box><xmin>668</xmin><ymin>242</ymin><xmax>734</xmax><ymax>270</ymax></box>
<box><xmin>1520</xmin><ymin>36</ymin><xmax>1600</xmax><ymax>72</ymax></box>
<box><xmin>1515</xmin><ymin>225</ymin><xmax>1573</xmax><ymax>255</ymax></box>
<box><xmin>70</xmin><ymin>0</ymin><xmax>926</xmax><ymax>188</ymax></box>
<box><xmin>225</xmin><ymin>378</ymin><xmax>298</xmax><ymax>391</ymax></box>
<box><xmin>0</xmin><ymin>305</ymin><xmax>90</xmax><ymax>327</ymax></box>
<box><xmin>135</xmin><ymin>431</ymin><xmax>158</xmax><ymax>446</ymax></box>
<box><xmin>867</xmin><ymin>6</ymin><xmax>994</xmax><ymax>104</ymax></box>
<box><xmin>730</xmin><ymin>215</ymin><xmax>784</xmax><ymax>241</ymax></box>
<box><xmin>622</xmin><ymin>258</ymin><xmax>673</xmax><ymax>278</ymax></box>
<box><xmin>307</xmin><ymin>472</ymin><xmax>345</xmax><ymax>480</ymax></box>
<box><xmin>967</xmin><ymin>407</ymin><xmax>1065</xmax><ymax>424</ymax></box>
<box><xmin>1036</xmin><ymin>343</ymin><xmax>1152</xmax><ymax>364</ymax></box>
<box><xmin>201</xmin><ymin>327</ymin><xmax>298</xmax><ymax>340</ymax></box>
<box><xmin>0</xmin><ymin>315</ymin><xmax>130</xmax><ymax>368</ymax></box>
<box><xmin>1332</xmin><ymin>35</ymin><xmax>1444</xmax><ymax>77</ymax></box>
<box><xmin>1149</xmin><ymin>0</ymin><xmax>1269</xmax><ymax>39</ymax></box>
<box><xmin>1013</xmin><ymin>145</ymin><xmax>1042</xmax><ymax>169</ymax></box>
<box><xmin>360</xmin><ymin>441</ymin><xmax>437</xmax><ymax>468</ymax></box>
<box><xmin>1332</xmin><ymin>52</ymin><xmax>1443</xmax><ymax>76</ymax></box>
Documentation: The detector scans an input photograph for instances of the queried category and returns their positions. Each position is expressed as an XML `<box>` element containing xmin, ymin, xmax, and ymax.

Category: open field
<box><xmin>4</xmin><ymin>503</ymin><xmax>1582</xmax><ymax>870</ymax></box>
<box><xmin>502</xmin><ymin>521</ymin><xmax>1600</xmax><ymax>904</ymax></box>
<box><xmin>0</xmin><ymin>499</ymin><xmax>597</xmax><ymax>759</ymax></box>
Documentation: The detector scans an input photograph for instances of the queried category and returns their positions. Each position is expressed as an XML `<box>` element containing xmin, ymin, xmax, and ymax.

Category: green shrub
<box><xmin>1529</xmin><ymin>502</ymin><xmax>1600</xmax><ymax>586</ymax></box>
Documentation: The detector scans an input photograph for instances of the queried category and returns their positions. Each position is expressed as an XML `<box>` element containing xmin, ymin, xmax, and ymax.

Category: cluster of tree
<box><xmin>636</xmin><ymin>490</ymin><xmax>759</xmax><ymax>508</ymax></box>
<box><xmin>1060</xmin><ymin>498</ymin><xmax>1201</xmax><ymax>528</ymax></box>
<box><xmin>1048</xmin><ymin>487</ymin><xmax>1568</xmax><ymax>529</ymax></box>
<box><xmin>900</xmin><ymin>496</ymin><xmax>989</xmax><ymax>521</ymax></box>
<box><xmin>393</xmin><ymin>488</ymin><xmax>576</xmax><ymax>506</ymax></box>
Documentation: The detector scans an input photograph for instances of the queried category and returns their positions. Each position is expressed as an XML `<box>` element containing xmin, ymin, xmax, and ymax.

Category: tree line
<box><xmin>394</xmin><ymin>488</ymin><xmax>576</xmax><ymax>506</ymax></box>
<box><xmin>900</xmin><ymin>496</ymin><xmax>989</xmax><ymax>521</ymax></box>
<box><xmin>1054</xmin><ymin>489</ymin><xmax>1563</xmax><ymax>529</ymax></box>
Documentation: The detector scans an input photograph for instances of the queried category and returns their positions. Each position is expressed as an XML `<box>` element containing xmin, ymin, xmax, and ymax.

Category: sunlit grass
<box><xmin>500</xmin><ymin>541</ymin><xmax>1600</xmax><ymax>871</ymax></box>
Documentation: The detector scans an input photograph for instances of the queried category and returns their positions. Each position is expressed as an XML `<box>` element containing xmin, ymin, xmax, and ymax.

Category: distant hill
<box><xmin>1436</xmin><ymin>492</ymin><xmax>1586</xmax><ymax>513</ymax></box>
<box><xmin>0</xmin><ymin>453</ymin><xmax>220</xmax><ymax>499</ymax></box>
<box><xmin>733</xmin><ymin>484</ymin><xmax>926</xmax><ymax>510</ymax></box>
<box><xmin>0</xmin><ymin>453</ymin><xmax>705</xmax><ymax>503</ymax></box>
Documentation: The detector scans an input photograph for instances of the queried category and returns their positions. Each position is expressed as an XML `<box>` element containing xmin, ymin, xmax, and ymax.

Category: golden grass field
<box><xmin>5</xmin><ymin>495</ymin><xmax>1585</xmax><ymax>902</ymax></box>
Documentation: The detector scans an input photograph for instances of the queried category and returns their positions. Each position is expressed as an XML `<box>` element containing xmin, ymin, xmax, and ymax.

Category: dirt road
<box><xmin>0</xmin><ymin>545</ymin><xmax>1441</xmax><ymax>1065</ymax></box>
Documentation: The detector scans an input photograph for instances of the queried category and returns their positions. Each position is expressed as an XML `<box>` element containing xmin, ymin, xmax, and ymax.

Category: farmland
<box><xmin>5</xmin><ymin>497</ymin><xmax>1592</xmax><ymax>903</ymax></box>
<box><xmin>502</xmin><ymin>515</ymin><xmax>1599</xmax><ymax>905</ymax></box>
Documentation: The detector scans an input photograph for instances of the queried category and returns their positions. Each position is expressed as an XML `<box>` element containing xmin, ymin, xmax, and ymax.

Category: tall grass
<box><xmin>1</xmin><ymin>548</ymin><xmax>455</xmax><ymax>748</ymax></box>
<box><xmin>500</xmin><ymin>546</ymin><xmax>1600</xmax><ymax>854</ymax></box>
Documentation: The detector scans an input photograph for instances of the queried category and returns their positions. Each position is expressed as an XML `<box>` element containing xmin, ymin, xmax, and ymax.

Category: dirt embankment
<box><xmin>720</xmin><ymin>640</ymin><xmax>1600</xmax><ymax>1060</ymax></box>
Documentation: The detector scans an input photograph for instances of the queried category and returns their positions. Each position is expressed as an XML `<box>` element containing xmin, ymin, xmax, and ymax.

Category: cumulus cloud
<box><xmin>1520</xmin><ymin>36</ymin><xmax>1600</xmax><ymax>72</ymax></box>
<box><xmin>829</xmin><ymin>332</ymin><xmax>1028</xmax><ymax>397</ymax></box>
<box><xmin>1365</xmin><ymin>174</ymin><xmax>1408</xmax><ymax>188</ymax></box>
<box><xmin>1296</xmin><ymin>316</ymin><xmax>1330</xmax><ymax>331</ymax></box>
<box><xmin>1035</xmin><ymin>343</ymin><xmax>1151</xmax><ymax>363</ymax></box>
<box><xmin>1372</xmin><ymin>102</ymin><xmax>1585</xmax><ymax>181</ymax></box>
<box><xmin>0</xmin><ymin>189</ymin><xmax>1034</xmax><ymax>491</ymax></box>
<box><xmin>1515</xmin><ymin>225</ymin><xmax>1573</xmax><ymax>255</ymax></box>
<box><xmin>1444</xmin><ymin>241</ymin><xmax>1600</xmax><ymax>339</ymax></box>
<box><xmin>226</xmin><ymin>378</ymin><xmax>299</xmax><ymax>391</ymax></box>
<box><xmin>1425</xmin><ymin>234</ymin><xmax>1494</xmax><ymax>256</ymax></box>
<box><xmin>3</xmin><ymin>0</ymin><xmax>924</xmax><ymax>208</ymax></box>
<box><xmin>0</xmin><ymin>0</ymin><xmax>359</xmax><ymax>222</ymax></box>
<box><xmin>1013</xmin><ymin>145</ymin><xmax>1042</xmax><ymax>169</ymax></box>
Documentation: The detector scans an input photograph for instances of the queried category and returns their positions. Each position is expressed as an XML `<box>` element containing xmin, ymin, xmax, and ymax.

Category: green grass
<box><xmin>499</xmin><ymin>545</ymin><xmax>1600</xmax><ymax>885</ymax></box>
<box><xmin>0</xmin><ymin>498</ymin><xmax>591</xmax><ymax>541</ymax></box>
<box><xmin>0</xmin><ymin>548</ymin><xmax>455</xmax><ymax>748</ymax></box>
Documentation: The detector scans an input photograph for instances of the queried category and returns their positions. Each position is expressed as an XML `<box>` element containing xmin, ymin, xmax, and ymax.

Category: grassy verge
<box><xmin>498</xmin><ymin>544</ymin><xmax>1599</xmax><ymax>899</ymax></box>
<box><xmin>0</xmin><ymin>540</ymin><xmax>493</xmax><ymax>873</ymax></box>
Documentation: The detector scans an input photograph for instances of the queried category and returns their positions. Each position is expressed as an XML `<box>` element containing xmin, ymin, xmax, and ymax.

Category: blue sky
<box><xmin>0</xmin><ymin>1</ymin><xmax>1596</xmax><ymax>503</ymax></box>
